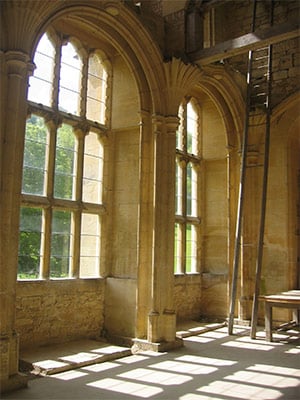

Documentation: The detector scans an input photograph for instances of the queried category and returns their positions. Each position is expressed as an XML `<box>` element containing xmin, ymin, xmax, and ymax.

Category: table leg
<box><xmin>265</xmin><ymin>302</ymin><xmax>272</xmax><ymax>341</ymax></box>
<box><xmin>292</xmin><ymin>309</ymin><xmax>299</xmax><ymax>325</ymax></box>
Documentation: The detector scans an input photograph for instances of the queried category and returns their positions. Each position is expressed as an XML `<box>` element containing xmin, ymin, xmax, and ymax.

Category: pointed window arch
<box><xmin>87</xmin><ymin>52</ymin><xmax>108</xmax><ymax>124</ymax></box>
<box><xmin>28</xmin><ymin>33</ymin><xmax>55</xmax><ymax>107</ymax></box>
<box><xmin>59</xmin><ymin>41</ymin><xmax>82</xmax><ymax>115</ymax></box>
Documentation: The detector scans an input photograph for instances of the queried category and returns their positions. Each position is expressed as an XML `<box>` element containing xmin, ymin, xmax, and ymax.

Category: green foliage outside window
<box><xmin>54</xmin><ymin>124</ymin><xmax>75</xmax><ymax>200</ymax></box>
<box><xmin>50</xmin><ymin>210</ymin><xmax>71</xmax><ymax>278</ymax></box>
<box><xmin>18</xmin><ymin>116</ymin><xmax>75</xmax><ymax>279</ymax></box>
<box><xmin>18</xmin><ymin>207</ymin><xmax>42</xmax><ymax>279</ymax></box>
<box><xmin>22</xmin><ymin>115</ymin><xmax>47</xmax><ymax>195</ymax></box>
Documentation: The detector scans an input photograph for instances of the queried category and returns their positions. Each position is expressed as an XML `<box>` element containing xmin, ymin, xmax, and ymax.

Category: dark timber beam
<box><xmin>189</xmin><ymin>19</ymin><xmax>300</xmax><ymax>65</ymax></box>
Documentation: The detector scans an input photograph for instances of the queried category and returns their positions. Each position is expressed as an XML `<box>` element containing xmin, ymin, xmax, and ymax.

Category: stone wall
<box><xmin>16</xmin><ymin>279</ymin><xmax>105</xmax><ymax>348</ymax></box>
<box><xmin>174</xmin><ymin>274</ymin><xmax>202</xmax><ymax>321</ymax></box>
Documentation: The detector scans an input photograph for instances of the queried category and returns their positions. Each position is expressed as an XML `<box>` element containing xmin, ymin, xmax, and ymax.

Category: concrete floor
<box><xmin>3</xmin><ymin>324</ymin><xmax>300</xmax><ymax>400</ymax></box>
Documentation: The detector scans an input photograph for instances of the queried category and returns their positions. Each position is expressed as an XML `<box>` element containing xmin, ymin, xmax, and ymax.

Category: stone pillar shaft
<box><xmin>0</xmin><ymin>50</ymin><xmax>31</xmax><ymax>393</ymax></box>
<box><xmin>147</xmin><ymin>115</ymin><xmax>178</xmax><ymax>344</ymax></box>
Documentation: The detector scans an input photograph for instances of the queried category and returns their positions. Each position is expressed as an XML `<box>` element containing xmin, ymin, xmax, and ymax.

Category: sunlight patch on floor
<box><xmin>149</xmin><ymin>360</ymin><xmax>218</xmax><ymax>375</ymax></box>
<box><xmin>222</xmin><ymin>339</ymin><xmax>274</xmax><ymax>351</ymax></box>
<box><xmin>175</xmin><ymin>355</ymin><xmax>237</xmax><ymax>367</ymax></box>
<box><xmin>50</xmin><ymin>370</ymin><xmax>88</xmax><ymax>381</ymax></box>
<box><xmin>87</xmin><ymin>377</ymin><xmax>163</xmax><ymax>398</ymax></box>
<box><xmin>81</xmin><ymin>361</ymin><xmax>120</xmax><ymax>372</ymax></box>
<box><xmin>247</xmin><ymin>364</ymin><xmax>300</xmax><ymax>377</ymax></box>
<box><xmin>224</xmin><ymin>370</ymin><xmax>300</xmax><ymax>388</ymax></box>
<box><xmin>197</xmin><ymin>380</ymin><xmax>282</xmax><ymax>400</ymax></box>
<box><xmin>118</xmin><ymin>367</ymin><xmax>192</xmax><ymax>385</ymax></box>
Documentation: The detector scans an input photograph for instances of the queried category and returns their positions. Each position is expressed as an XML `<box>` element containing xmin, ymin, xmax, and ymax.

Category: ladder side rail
<box><xmin>228</xmin><ymin>0</ymin><xmax>258</xmax><ymax>335</ymax></box>
<box><xmin>251</xmin><ymin>0</ymin><xmax>274</xmax><ymax>339</ymax></box>
<box><xmin>228</xmin><ymin>50</ymin><xmax>253</xmax><ymax>335</ymax></box>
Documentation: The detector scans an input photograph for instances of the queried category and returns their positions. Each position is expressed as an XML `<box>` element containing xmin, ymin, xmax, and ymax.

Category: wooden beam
<box><xmin>189</xmin><ymin>19</ymin><xmax>300</xmax><ymax>65</ymax></box>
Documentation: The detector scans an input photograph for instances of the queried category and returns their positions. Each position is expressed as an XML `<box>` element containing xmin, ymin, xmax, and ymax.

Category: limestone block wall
<box><xmin>110</xmin><ymin>128</ymin><xmax>140</xmax><ymax>277</ymax></box>
<box><xmin>104</xmin><ymin>277</ymin><xmax>137</xmax><ymax>339</ymax></box>
<box><xmin>215</xmin><ymin>0</ymin><xmax>299</xmax><ymax>43</ymax></box>
<box><xmin>105</xmin><ymin>52</ymin><xmax>141</xmax><ymax>337</ymax></box>
<box><xmin>16</xmin><ymin>279</ymin><xmax>105</xmax><ymax>348</ymax></box>
<box><xmin>201</xmin><ymin>96</ymin><xmax>228</xmax><ymax>318</ymax></box>
<box><xmin>174</xmin><ymin>275</ymin><xmax>202</xmax><ymax>321</ymax></box>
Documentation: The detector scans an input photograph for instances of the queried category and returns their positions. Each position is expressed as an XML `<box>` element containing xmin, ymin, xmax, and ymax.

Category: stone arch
<box><xmin>2</xmin><ymin>1</ymin><xmax>166</xmax><ymax>116</ymax></box>
<box><xmin>272</xmin><ymin>93</ymin><xmax>300</xmax><ymax>291</ymax></box>
<box><xmin>195</xmin><ymin>65</ymin><xmax>245</xmax><ymax>149</ymax></box>
<box><xmin>262</xmin><ymin>92</ymin><xmax>300</xmax><ymax>296</ymax></box>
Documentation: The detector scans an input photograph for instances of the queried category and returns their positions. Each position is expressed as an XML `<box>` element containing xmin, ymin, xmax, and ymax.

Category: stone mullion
<box><xmin>176</xmin><ymin>157</ymin><xmax>186</xmax><ymax>275</ymax></box>
<box><xmin>182</xmin><ymin>159</ymin><xmax>188</xmax><ymax>273</ymax></box>
<box><xmin>42</xmin><ymin>119</ymin><xmax>59</xmax><ymax>279</ymax></box>
<box><xmin>52</xmin><ymin>40</ymin><xmax>62</xmax><ymax>110</ymax></box>
<box><xmin>80</xmin><ymin>53</ymin><xmax>88</xmax><ymax>118</ymax></box>
<box><xmin>181</xmin><ymin>105</ymin><xmax>188</xmax><ymax>273</ymax></box>
<box><xmin>0</xmin><ymin>50</ymin><xmax>32</xmax><ymax>392</ymax></box>
<box><xmin>193</xmin><ymin>161</ymin><xmax>202</xmax><ymax>273</ymax></box>
<box><xmin>71</xmin><ymin>126</ymin><xmax>86</xmax><ymax>278</ymax></box>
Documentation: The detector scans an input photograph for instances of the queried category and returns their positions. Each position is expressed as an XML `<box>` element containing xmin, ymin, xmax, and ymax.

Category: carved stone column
<box><xmin>133</xmin><ymin>114</ymin><xmax>182</xmax><ymax>351</ymax></box>
<box><xmin>0</xmin><ymin>50</ymin><xmax>32</xmax><ymax>393</ymax></box>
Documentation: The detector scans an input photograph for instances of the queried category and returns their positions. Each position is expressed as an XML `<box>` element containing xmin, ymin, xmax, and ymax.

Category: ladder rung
<box><xmin>252</xmin><ymin>83</ymin><xmax>267</xmax><ymax>88</ymax></box>
<box><xmin>246</xmin><ymin>164</ymin><xmax>264</xmax><ymax>168</ymax></box>
<box><xmin>253</xmin><ymin>55</ymin><xmax>269</xmax><ymax>60</ymax></box>
<box><xmin>249</xmin><ymin>112</ymin><xmax>266</xmax><ymax>117</ymax></box>
<box><xmin>253</xmin><ymin>46</ymin><xmax>269</xmax><ymax>53</ymax></box>
<box><xmin>251</xmin><ymin>92</ymin><xmax>267</xmax><ymax>97</ymax></box>
<box><xmin>249</xmin><ymin>123</ymin><xmax>266</xmax><ymax>127</ymax></box>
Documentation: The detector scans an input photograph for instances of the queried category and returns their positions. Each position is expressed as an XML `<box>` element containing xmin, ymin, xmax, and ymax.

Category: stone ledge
<box><xmin>131</xmin><ymin>338</ymin><xmax>183</xmax><ymax>353</ymax></box>
<box><xmin>176</xmin><ymin>321</ymin><xmax>227</xmax><ymax>339</ymax></box>
<box><xmin>20</xmin><ymin>340</ymin><xmax>132</xmax><ymax>376</ymax></box>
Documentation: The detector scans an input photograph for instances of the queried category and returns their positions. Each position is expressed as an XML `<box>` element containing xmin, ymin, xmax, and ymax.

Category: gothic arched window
<box><xmin>175</xmin><ymin>98</ymin><xmax>201</xmax><ymax>274</ymax></box>
<box><xmin>18</xmin><ymin>32</ymin><xmax>110</xmax><ymax>279</ymax></box>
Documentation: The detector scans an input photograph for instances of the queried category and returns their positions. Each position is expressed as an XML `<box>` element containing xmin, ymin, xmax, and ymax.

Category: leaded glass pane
<box><xmin>87</xmin><ymin>54</ymin><xmax>107</xmax><ymax>124</ymax></box>
<box><xmin>54</xmin><ymin>124</ymin><xmax>76</xmax><ymax>200</ymax></box>
<box><xmin>50</xmin><ymin>210</ymin><xmax>72</xmax><ymax>278</ymax></box>
<box><xmin>59</xmin><ymin>42</ymin><xmax>82</xmax><ymax>115</ymax></box>
<box><xmin>28</xmin><ymin>33</ymin><xmax>55</xmax><ymax>106</ymax></box>
<box><xmin>18</xmin><ymin>207</ymin><xmax>43</xmax><ymax>279</ymax></box>
<box><xmin>80</xmin><ymin>213</ymin><xmax>100</xmax><ymax>278</ymax></box>
<box><xmin>22</xmin><ymin>115</ymin><xmax>48</xmax><ymax>196</ymax></box>
<box><xmin>83</xmin><ymin>132</ymin><xmax>103</xmax><ymax>204</ymax></box>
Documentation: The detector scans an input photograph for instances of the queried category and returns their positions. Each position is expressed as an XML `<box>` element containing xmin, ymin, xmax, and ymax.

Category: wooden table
<box><xmin>260</xmin><ymin>290</ymin><xmax>300</xmax><ymax>341</ymax></box>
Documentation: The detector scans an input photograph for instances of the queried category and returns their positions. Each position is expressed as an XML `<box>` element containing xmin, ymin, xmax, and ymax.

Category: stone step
<box><xmin>176</xmin><ymin>321</ymin><xmax>227</xmax><ymax>339</ymax></box>
<box><xmin>20</xmin><ymin>339</ymin><xmax>132</xmax><ymax>376</ymax></box>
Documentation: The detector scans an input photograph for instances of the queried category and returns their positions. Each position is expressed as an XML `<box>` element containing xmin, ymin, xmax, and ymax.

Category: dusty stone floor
<box><xmin>3</xmin><ymin>323</ymin><xmax>300</xmax><ymax>400</ymax></box>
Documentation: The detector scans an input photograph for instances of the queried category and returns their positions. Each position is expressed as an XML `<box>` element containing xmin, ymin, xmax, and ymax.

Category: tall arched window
<box><xmin>175</xmin><ymin>99</ymin><xmax>201</xmax><ymax>274</ymax></box>
<box><xmin>18</xmin><ymin>32</ymin><xmax>110</xmax><ymax>280</ymax></box>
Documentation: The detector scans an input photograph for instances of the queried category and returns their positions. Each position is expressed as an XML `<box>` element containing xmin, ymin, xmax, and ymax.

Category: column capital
<box><xmin>151</xmin><ymin>114</ymin><xmax>164</xmax><ymax>132</ymax></box>
<box><xmin>74</xmin><ymin>121</ymin><xmax>90</xmax><ymax>139</ymax></box>
<box><xmin>4</xmin><ymin>50</ymin><xmax>33</xmax><ymax>77</ymax></box>
<box><xmin>165</xmin><ymin>115</ymin><xmax>180</xmax><ymax>136</ymax></box>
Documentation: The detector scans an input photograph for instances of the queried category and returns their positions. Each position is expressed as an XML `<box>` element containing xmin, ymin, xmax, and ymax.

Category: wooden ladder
<box><xmin>228</xmin><ymin>0</ymin><xmax>274</xmax><ymax>336</ymax></box>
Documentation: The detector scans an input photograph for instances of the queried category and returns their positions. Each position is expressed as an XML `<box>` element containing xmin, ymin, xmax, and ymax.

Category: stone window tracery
<box><xmin>18</xmin><ymin>31</ymin><xmax>110</xmax><ymax>280</ymax></box>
